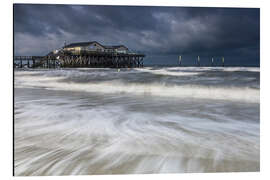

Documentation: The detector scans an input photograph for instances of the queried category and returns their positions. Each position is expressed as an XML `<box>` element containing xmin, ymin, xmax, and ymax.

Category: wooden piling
<box><xmin>32</xmin><ymin>59</ymin><xmax>35</xmax><ymax>68</ymax></box>
<box><xmin>14</xmin><ymin>52</ymin><xmax>145</xmax><ymax>69</ymax></box>
<box><xmin>46</xmin><ymin>58</ymin><xmax>49</xmax><ymax>68</ymax></box>
<box><xmin>179</xmin><ymin>55</ymin><xmax>182</xmax><ymax>66</ymax></box>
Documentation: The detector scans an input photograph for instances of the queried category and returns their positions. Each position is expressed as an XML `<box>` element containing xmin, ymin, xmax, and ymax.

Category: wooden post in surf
<box><xmin>222</xmin><ymin>57</ymin><xmax>225</xmax><ymax>67</ymax></box>
<box><xmin>20</xmin><ymin>58</ymin><xmax>22</xmax><ymax>68</ymax></box>
<box><xmin>46</xmin><ymin>56</ymin><xmax>49</xmax><ymax>68</ymax></box>
<box><xmin>32</xmin><ymin>59</ymin><xmax>35</xmax><ymax>68</ymax></box>
<box><xmin>178</xmin><ymin>55</ymin><xmax>182</xmax><ymax>66</ymax></box>
<box><xmin>197</xmin><ymin>56</ymin><xmax>200</xmax><ymax>66</ymax></box>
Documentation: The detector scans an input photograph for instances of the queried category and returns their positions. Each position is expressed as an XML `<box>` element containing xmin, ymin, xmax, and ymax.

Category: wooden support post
<box><xmin>222</xmin><ymin>57</ymin><xmax>225</xmax><ymax>67</ymax></box>
<box><xmin>80</xmin><ymin>56</ymin><xmax>83</xmax><ymax>67</ymax></box>
<box><xmin>62</xmin><ymin>57</ymin><xmax>64</xmax><ymax>67</ymax></box>
<box><xmin>20</xmin><ymin>58</ymin><xmax>22</xmax><ymax>68</ymax></box>
<box><xmin>46</xmin><ymin>57</ymin><xmax>49</xmax><ymax>68</ymax></box>
<box><xmin>211</xmin><ymin>57</ymin><xmax>214</xmax><ymax>66</ymax></box>
<box><xmin>71</xmin><ymin>56</ymin><xmax>74</xmax><ymax>67</ymax></box>
<box><xmin>128</xmin><ymin>56</ymin><xmax>130</xmax><ymax>68</ymax></box>
<box><xmin>113</xmin><ymin>56</ymin><xmax>115</xmax><ymax>68</ymax></box>
<box><xmin>119</xmin><ymin>56</ymin><xmax>121</xmax><ymax>68</ymax></box>
<box><xmin>90</xmin><ymin>56</ymin><xmax>93</xmax><ymax>67</ymax></box>
<box><xmin>127</xmin><ymin>56</ymin><xmax>129</xmax><ymax>68</ymax></box>
<box><xmin>179</xmin><ymin>55</ymin><xmax>182</xmax><ymax>66</ymax></box>
<box><xmin>197</xmin><ymin>56</ymin><xmax>200</xmax><ymax>67</ymax></box>
<box><xmin>48</xmin><ymin>58</ymin><xmax>51</xmax><ymax>68</ymax></box>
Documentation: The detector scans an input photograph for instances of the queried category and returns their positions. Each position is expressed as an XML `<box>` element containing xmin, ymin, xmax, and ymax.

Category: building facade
<box><xmin>63</xmin><ymin>41</ymin><xmax>129</xmax><ymax>54</ymax></box>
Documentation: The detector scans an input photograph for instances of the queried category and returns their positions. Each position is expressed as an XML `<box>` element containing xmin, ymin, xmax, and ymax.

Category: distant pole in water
<box><xmin>197</xmin><ymin>56</ymin><xmax>200</xmax><ymax>66</ymax></box>
<box><xmin>178</xmin><ymin>55</ymin><xmax>182</xmax><ymax>66</ymax></box>
<box><xmin>222</xmin><ymin>57</ymin><xmax>225</xmax><ymax>67</ymax></box>
<box><xmin>211</xmin><ymin>57</ymin><xmax>214</xmax><ymax>66</ymax></box>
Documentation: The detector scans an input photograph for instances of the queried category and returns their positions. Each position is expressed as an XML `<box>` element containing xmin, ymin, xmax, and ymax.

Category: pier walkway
<box><xmin>14</xmin><ymin>51</ymin><xmax>145</xmax><ymax>68</ymax></box>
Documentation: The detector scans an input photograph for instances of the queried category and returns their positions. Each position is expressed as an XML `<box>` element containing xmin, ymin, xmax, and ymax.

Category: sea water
<box><xmin>14</xmin><ymin>67</ymin><xmax>260</xmax><ymax>175</ymax></box>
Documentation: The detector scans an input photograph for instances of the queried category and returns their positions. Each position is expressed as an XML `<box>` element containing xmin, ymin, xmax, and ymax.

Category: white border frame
<box><xmin>2</xmin><ymin>0</ymin><xmax>269</xmax><ymax>180</ymax></box>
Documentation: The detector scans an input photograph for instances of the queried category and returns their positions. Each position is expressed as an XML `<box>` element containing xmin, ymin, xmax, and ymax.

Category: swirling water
<box><xmin>14</xmin><ymin>67</ymin><xmax>260</xmax><ymax>175</ymax></box>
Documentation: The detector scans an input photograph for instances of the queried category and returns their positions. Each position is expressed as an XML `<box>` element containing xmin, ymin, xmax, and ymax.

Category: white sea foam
<box><xmin>135</xmin><ymin>67</ymin><xmax>202</xmax><ymax>76</ymax></box>
<box><xmin>15</xmin><ymin>71</ymin><xmax>259</xmax><ymax>103</ymax></box>
<box><xmin>14</xmin><ymin>96</ymin><xmax>259</xmax><ymax>175</ymax></box>
<box><xmin>163</xmin><ymin>66</ymin><xmax>260</xmax><ymax>72</ymax></box>
<box><xmin>14</xmin><ymin>68</ymin><xmax>260</xmax><ymax>175</ymax></box>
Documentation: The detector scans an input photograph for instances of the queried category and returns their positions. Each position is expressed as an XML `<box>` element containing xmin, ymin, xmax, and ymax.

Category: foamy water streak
<box><xmin>15</xmin><ymin>68</ymin><xmax>259</xmax><ymax>103</ymax></box>
<box><xmin>14</xmin><ymin>67</ymin><xmax>260</xmax><ymax>175</ymax></box>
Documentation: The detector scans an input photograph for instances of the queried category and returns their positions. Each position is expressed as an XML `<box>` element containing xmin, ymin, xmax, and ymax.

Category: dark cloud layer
<box><xmin>14</xmin><ymin>4</ymin><xmax>260</xmax><ymax>65</ymax></box>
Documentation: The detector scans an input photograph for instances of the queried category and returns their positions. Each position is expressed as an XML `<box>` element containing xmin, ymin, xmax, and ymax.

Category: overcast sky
<box><xmin>14</xmin><ymin>4</ymin><xmax>260</xmax><ymax>66</ymax></box>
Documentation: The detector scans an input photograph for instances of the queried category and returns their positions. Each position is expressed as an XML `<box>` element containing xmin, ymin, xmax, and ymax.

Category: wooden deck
<box><xmin>14</xmin><ymin>51</ymin><xmax>145</xmax><ymax>68</ymax></box>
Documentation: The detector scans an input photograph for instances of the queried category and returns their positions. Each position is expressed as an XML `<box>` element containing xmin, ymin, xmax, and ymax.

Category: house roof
<box><xmin>103</xmin><ymin>45</ymin><xmax>128</xmax><ymax>49</ymax></box>
<box><xmin>63</xmin><ymin>41</ymin><xmax>99</xmax><ymax>48</ymax></box>
<box><xmin>63</xmin><ymin>41</ymin><xmax>128</xmax><ymax>50</ymax></box>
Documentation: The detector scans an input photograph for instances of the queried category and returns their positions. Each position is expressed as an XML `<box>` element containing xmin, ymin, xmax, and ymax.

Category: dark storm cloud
<box><xmin>14</xmin><ymin>4</ymin><xmax>259</xmax><ymax>64</ymax></box>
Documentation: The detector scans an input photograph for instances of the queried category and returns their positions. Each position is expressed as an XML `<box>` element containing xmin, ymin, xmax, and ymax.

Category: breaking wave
<box><xmin>15</xmin><ymin>69</ymin><xmax>259</xmax><ymax>103</ymax></box>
